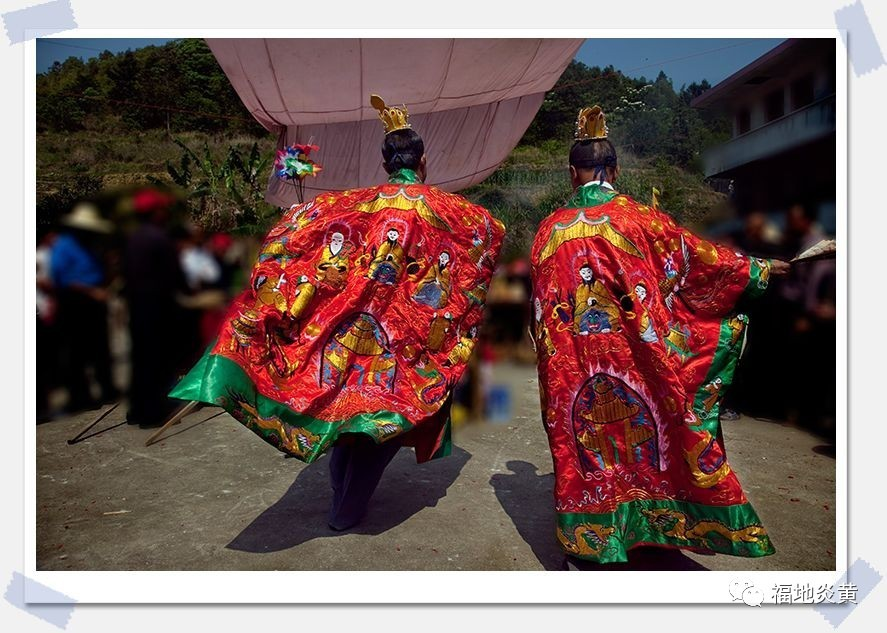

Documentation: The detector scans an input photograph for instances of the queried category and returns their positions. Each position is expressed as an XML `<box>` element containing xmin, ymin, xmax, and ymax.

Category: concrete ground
<box><xmin>36</xmin><ymin>362</ymin><xmax>836</xmax><ymax>572</ymax></box>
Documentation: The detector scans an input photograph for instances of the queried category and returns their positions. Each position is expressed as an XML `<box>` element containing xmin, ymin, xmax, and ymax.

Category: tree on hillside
<box><xmin>679</xmin><ymin>79</ymin><xmax>712</xmax><ymax>104</ymax></box>
<box><xmin>36</xmin><ymin>40</ymin><xmax>264</xmax><ymax>137</ymax></box>
<box><xmin>520</xmin><ymin>62</ymin><xmax>727</xmax><ymax>171</ymax></box>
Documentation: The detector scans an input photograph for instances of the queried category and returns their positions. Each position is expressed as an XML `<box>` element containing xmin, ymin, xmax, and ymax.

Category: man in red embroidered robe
<box><xmin>530</xmin><ymin>105</ymin><xmax>790</xmax><ymax>564</ymax></box>
<box><xmin>172</xmin><ymin>95</ymin><xmax>504</xmax><ymax>530</ymax></box>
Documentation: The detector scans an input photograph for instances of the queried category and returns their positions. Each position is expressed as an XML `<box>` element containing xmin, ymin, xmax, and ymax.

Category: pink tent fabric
<box><xmin>206</xmin><ymin>38</ymin><xmax>583</xmax><ymax>207</ymax></box>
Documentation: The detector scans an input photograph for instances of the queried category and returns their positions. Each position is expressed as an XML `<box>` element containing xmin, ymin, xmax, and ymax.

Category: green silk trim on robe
<box><xmin>689</xmin><ymin>256</ymin><xmax>771</xmax><ymax>431</ymax></box>
<box><xmin>430</xmin><ymin>415</ymin><xmax>452</xmax><ymax>460</ymax></box>
<box><xmin>744</xmin><ymin>256</ymin><xmax>771</xmax><ymax>299</ymax></box>
<box><xmin>690</xmin><ymin>317</ymin><xmax>745</xmax><ymax>433</ymax></box>
<box><xmin>170</xmin><ymin>350</ymin><xmax>452</xmax><ymax>464</ymax></box>
<box><xmin>558</xmin><ymin>498</ymin><xmax>775</xmax><ymax>563</ymax></box>
<box><xmin>387</xmin><ymin>168</ymin><xmax>422</xmax><ymax>184</ymax></box>
<box><xmin>564</xmin><ymin>183</ymin><xmax>618</xmax><ymax>209</ymax></box>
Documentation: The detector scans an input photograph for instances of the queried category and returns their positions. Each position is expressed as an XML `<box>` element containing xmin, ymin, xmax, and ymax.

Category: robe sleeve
<box><xmin>650</xmin><ymin>208</ymin><xmax>772</xmax><ymax>318</ymax></box>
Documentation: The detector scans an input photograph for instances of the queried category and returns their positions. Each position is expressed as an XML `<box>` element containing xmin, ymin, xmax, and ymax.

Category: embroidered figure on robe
<box><xmin>572</xmin><ymin>264</ymin><xmax>621</xmax><ymax>335</ymax></box>
<box><xmin>369</xmin><ymin>227</ymin><xmax>406</xmax><ymax>285</ymax></box>
<box><xmin>413</xmin><ymin>251</ymin><xmax>452</xmax><ymax>308</ymax></box>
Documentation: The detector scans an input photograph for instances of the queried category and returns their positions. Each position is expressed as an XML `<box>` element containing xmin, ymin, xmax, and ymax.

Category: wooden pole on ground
<box><xmin>67</xmin><ymin>402</ymin><xmax>121</xmax><ymax>445</ymax></box>
<box><xmin>144</xmin><ymin>400</ymin><xmax>199</xmax><ymax>447</ymax></box>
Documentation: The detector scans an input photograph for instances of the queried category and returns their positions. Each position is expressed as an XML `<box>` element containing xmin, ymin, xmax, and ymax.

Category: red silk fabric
<box><xmin>530</xmin><ymin>186</ymin><xmax>771</xmax><ymax>517</ymax></box>
<box><xmin>205</xmin><ymin>174</ymin><xmax>503</xmax><ymax>461</ymax></box>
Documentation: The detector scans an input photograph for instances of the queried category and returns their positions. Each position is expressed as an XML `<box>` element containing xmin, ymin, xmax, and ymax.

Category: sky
<box><xmin>37</xmin><ymin>37</ymin><xmax>786</xmax><ymax>88</ymax></box>
<box><xmin>575</xmin><ymin>38</ymin><xmax>785</xmax><ymax>89</ymax></box>
<box><xmin>36</xmin><ymin>38</ymin><xmax>175</xmax><ymax>72</ymax></box>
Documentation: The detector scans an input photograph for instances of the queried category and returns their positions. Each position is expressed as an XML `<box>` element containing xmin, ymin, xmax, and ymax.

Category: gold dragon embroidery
<box><xmin>232</xmin><ymin>397</ymin><xmax>321</xmax><ymax>459</ymax></box>
<box><xmin>641</xmin><ymin>508</ymin><xmax>767</xmax><ymax>544</ymax></box>
<box><xmin>558</xmin><ymin>523</ymin><xmax>617</xmax><ymax>556</ymax></box>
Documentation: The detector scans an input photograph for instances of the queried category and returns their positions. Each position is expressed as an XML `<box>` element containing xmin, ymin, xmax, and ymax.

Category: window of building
<box><xmin>737</xmin><ymin>108</ymin><xmax>751</xmax><ymax>135</ymax></box>
<box><xmin>765</xmin><ymin>89</ymin><xmax>784</xmax><ymax>122</ymax></box>
<box><xmin>791</xmin><ymin>74</ymin><xmax>815</xmax><ymax>110</ymax></box>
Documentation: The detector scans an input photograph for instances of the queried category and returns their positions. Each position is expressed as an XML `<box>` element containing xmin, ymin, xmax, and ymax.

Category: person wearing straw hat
<box><xmin>528</xmin><ymin>105</ymin><xmax>791</xmax><ymax>568</ymax></box>
<box><xmin>171</xmin><ymin>94</ymin><xmax>504</xmax><ymax>531</ymax></box>
<box><xmin>51</xmin><ymin>202</ymin><xmax>117</xmax><ymax>413</ymax></box>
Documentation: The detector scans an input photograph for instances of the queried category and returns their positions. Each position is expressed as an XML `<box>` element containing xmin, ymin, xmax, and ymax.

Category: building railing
<box><xmin>702</xmin><ymin>94</ymin><xmax>835</xmax><ymax>177</ymax></box>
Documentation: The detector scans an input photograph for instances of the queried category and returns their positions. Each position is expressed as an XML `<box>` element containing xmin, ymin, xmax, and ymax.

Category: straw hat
<box><xmin>61</xmin><ymin>203</ymin><xmax>113</xmax><ymax>234</ymax></box>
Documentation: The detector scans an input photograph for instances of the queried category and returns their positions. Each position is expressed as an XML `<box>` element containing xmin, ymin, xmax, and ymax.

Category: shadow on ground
<box><xmin>491</xmin><ymin>460</ymin><xmax>710</xmax><ymax>571</ymax></box>
<box><xmin>227</xmin><ymin>446</ymin><xmax>472</xmax><ymax>553</ymax></box>
<box><xmin>489</xmin><ymin>460</ymin><xmax>564</xmax><ymax>570</ymax></box>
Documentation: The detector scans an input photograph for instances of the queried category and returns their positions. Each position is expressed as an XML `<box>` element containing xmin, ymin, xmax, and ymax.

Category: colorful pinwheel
<box><xmin>275</xmin><ymin>144</ymin><xmax>323</xmax><ymax>203</ymax></box>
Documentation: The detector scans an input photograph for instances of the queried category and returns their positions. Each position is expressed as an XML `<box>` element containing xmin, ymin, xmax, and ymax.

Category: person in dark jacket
<box><xmin>123</xmin><ymin>189</ymin><xmax>187</xmax><ymax>428</ymax></box>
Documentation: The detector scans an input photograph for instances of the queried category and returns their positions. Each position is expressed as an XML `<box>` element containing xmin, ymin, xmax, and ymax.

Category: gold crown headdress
<box><xmin>575</xmin><ymin>105</ymin><xmax>609</xmax><ymax>141</ymax></box>
<box><xmin>370</xmin><ymin>94</ymin><xmax>411</xmax><ymax>135</ymax></box>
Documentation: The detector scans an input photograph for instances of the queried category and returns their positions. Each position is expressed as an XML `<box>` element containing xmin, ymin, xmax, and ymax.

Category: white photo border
<box><xmin>24</xmin><ymin>27</ymin><xmax>847</xmax><ymax>605</ymax></box>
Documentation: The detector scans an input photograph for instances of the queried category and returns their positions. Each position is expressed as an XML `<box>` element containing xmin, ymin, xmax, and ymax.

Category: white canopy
<box><xmin>206</xmin><ymin>38</ymin><xmax>583</xmax><ymax>207</ymax></box>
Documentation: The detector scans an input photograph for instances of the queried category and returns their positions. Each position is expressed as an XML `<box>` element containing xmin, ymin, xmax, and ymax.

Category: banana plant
<box><xmin>165</xmin><ymin>137</ymin><xmax>278</xmax><ymax>234</ymax></box>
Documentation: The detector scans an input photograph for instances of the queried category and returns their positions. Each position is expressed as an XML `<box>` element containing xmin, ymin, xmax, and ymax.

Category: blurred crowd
<box><xmin>36</xmin><ymin>187</ymin><xmax>250</xmax><ymax>427</ymax></box>
<box><xmin>722</xmin><ymin>203</ymin><xmax>837</xmax><ymax>439</ymax></box>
